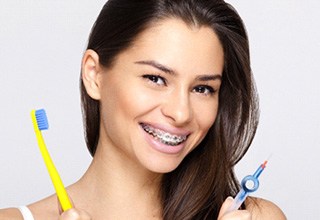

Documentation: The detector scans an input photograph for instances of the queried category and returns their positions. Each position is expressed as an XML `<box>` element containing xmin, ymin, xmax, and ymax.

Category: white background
<box><xmin>0</xmin><ymin>1</ymin><xmax>319</xmax><ymax>219</ymax></box>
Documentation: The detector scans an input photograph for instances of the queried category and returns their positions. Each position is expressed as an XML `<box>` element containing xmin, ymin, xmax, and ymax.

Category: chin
<box><xmin>141</xmin><ymin>156</ymin><xmax>185</xmax><ymax>174</ymax></box>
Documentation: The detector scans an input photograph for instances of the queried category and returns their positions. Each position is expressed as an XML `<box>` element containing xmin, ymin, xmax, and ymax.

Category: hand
<box><xmin>217</xmin><ymin>197</ymin><xmax>252</xmax><ymax>220</ymax></box>
<box><xmin>57</xmin><ymin>197</ymin><xmax>92</xmax><ymax>220</ymax></box>
<box><xmin>59</xmin><ymin>208</ymin><xmax>92</xmax><ymax>220</ymax></box>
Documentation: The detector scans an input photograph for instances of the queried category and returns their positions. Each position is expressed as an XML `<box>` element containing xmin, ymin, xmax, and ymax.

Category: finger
<box><xmin>219</xmin><ymin>210</ymin><xmax>252</xmax><ymax>220</ymax></box>
<box><xmin>59</xmin><ymin>208</ymin><xmax>92</xmax><ymax>220</ymax></box>
<box><xmin>58</xmin><ymin>195</ymin><xmax>74</xmax><ymax>215</ymax></box>
<box><xmin>218</xmin><ymin>197</ymin><xmax>252</xmax><ymax>220</ymax></box>
<box><xmin>218</xmin><ymin>196</ymin><xmax>234</xmax><ymax>219</ymax></box>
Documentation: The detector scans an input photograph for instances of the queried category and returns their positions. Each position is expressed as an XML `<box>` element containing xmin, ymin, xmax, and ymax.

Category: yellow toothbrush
<box><xmin>31</xmin><ymin>109</ymin><xmax>72</xmax><ymax>211</ymax></box>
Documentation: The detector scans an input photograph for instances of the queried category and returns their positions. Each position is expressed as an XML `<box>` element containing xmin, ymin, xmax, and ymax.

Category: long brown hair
<box><xmin>80</xmin><ymin>0</ymin><xmax>259</xmax><ymax>219</ymax></box>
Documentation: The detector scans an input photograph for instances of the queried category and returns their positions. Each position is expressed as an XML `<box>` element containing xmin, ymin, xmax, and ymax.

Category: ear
<box><xmin>81</xmin><ymin>49</ymin><xmax>103</xmax><ymax>100</ymax></box>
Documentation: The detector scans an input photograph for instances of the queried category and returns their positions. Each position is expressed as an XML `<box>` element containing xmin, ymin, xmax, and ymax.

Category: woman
<box><xmin>0</xmin><ymin>0</ymin><xmax>286</xmax><ymax>219</ymax></box>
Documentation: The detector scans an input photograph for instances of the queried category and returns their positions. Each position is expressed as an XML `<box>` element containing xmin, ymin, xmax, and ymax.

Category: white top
<box><xmin>17</xmin><ymin>206</ymin><xmax>34</xmax><ymax>220</ymax></box>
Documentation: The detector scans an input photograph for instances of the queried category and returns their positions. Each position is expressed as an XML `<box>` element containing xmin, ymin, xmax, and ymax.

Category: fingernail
<box><xmin>226</xmin><ymin>196</ymin><xmax>234</xmax><ymax>202</ymax></box>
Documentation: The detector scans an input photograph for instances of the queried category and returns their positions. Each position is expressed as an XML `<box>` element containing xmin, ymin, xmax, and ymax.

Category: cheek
<box><xmin>188</xmin><ymin>100</ymin><xmax>218</xmax><ymax>152</ymax></box>
<box><xmin>194</xmin><ymin>100</ymin><xmax>219</xmax><ymax>132</ymax></box>
<box><xmin>99</xmin><ymin>86</ymin><xmax>144</xmax><ymax>148</ymax></box>
<box><xmin>101</xmin><ymin>84</ymin><xmax>159</xmax><ymax>121</ymax></box>
<box><xmin>101</xmin><ymin>91</ymin><xmax>133</xmax><ymax>122</ymax></box>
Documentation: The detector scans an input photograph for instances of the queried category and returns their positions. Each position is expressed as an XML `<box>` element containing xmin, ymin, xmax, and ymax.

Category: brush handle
<box><xmin>35</xmin><ymin>129</ymin><xmax>72</xmax><ymax>211</ymax></box>
<box><xmin>226</xmin><ymin>188</ymin><xmax>247</xmax><ymax>213</ymax></box>
<box><xmin>30</xmin><ymin>109</ymin><xmax>73</xmax><ymax>211</ymax></box>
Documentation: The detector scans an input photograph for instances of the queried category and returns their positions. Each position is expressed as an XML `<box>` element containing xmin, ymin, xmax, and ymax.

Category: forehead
<box><xmin>132</xmin><ymin>18</ymin><xmax>222</xmax><ymax>52</ymax></box>
<box><xmin>115</xmin><ymin>18</ymin><xmax>224</xmax><ymax>75</ymax></box>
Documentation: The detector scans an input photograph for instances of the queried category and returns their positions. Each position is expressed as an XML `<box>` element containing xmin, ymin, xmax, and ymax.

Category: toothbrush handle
<box><xmin>35</xmin><ymin>130</ymin><xmax>72</xmax><ymax>211</ymax></box>
<box><xmin>226</xmin><ymin>189</ymin><xmax>248</xmax><ymax>213</ymax></box>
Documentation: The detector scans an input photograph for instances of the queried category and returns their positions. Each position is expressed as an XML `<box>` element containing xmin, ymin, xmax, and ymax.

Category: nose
<box><xmin>161</xmin><ymin>89</ymin><xmax>193</xmax><ymax>126</ymax></box>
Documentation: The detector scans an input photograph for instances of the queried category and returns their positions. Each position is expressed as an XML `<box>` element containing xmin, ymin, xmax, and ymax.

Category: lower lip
<box><xmin>140</xmin><ymin>126</ymin><xmax>186</xmax><ymax>154</ymax></box>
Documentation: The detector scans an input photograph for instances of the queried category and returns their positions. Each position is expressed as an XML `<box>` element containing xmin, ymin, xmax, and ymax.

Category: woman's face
<box><xmin>96</xmin><ymin>18</ymin><xmax>224</xmax><ymax>173</ymax></box>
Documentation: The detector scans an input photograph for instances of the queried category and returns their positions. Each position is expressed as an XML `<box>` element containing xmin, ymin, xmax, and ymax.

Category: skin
<box><xmin>0</xmin><ymin>18</ymin><xmax>286</xmax><ymax>220</ymax></box>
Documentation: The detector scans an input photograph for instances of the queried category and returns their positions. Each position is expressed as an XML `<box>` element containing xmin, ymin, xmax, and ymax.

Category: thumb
<box><xmin>59</xmin><ymin>208</ymin><xmax>92</xmax><ymax>220</ymax></box>
<box><xmin>57</xmin><ymin>196</ymin><xmax>92</xmax><ymax>220</ymax></box>
<box><xmin>58</xmin><ymin>195</ymin><xmax>75</xmax><ymax>214</ymax></box>
<box><xmin>217</xmin><ymin>196</ymin><xmax>234</xmax><ymax>219</ymax></box>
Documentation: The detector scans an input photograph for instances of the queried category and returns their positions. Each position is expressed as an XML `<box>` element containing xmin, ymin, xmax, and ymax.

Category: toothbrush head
<box><xmin>34</xmin><ymin>109</ymin><xmax>49</xmax><ymax>130</ymax></box>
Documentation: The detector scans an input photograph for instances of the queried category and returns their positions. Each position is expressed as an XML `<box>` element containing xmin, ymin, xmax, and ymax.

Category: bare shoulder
<box><xmin>246</xmin><ymin>197</ymin><xmax>287</xmax><ymax>220</ymax></box>
<box><xmin>0</xmin><ymin>196</ymin><xmax>61</xmax><ymax>220</ymax></box>
<box><xmin>0</xmin><ymin>208</ymin><xmax>23</xmax><ymax>220</ymax></box>
<box><xmin>28</xmin><ymin>195</ymin><xmax>59</xmax><ymax>219</ymax></box>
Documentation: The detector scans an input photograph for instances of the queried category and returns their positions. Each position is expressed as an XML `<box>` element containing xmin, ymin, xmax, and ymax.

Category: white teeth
<box><xmin>142</xmin><ymin>124</ymin><xmax>187</xmax><ymax>146</ymax></box>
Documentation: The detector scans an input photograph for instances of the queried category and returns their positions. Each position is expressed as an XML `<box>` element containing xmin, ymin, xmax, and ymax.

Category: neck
<box><xmin>70</xmin><ymin>142</ymin><xmax>163</xmax><ymax>219</ymax></box>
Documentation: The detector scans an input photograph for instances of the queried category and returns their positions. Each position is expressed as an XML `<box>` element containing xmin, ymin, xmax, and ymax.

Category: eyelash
<box><xmin>142</xmin><ymin>74</ymin><xmax>216</xmax><ymax>96</ymax></box>
<box><xmin>192</xmin><ymin>85</ymin><xmax>216</xmax><ymax>96</ymax></box>
<box><xmin>142</xmin><ymin>74</ymin><xmax>167</xmax><ymax>86</ymax></box>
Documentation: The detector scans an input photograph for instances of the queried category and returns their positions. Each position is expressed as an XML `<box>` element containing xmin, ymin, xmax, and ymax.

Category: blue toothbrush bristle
<box><xmin>35</xmin><ymin>109</ymin><xmax>49</xmax><ymax>130</ymax></box>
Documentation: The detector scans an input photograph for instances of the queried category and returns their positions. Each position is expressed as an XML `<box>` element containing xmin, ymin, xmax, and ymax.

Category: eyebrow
<box><xmin>196</xmin><ymin>74</ymin><xmax>222</xmax><ymax>82</ymax></box>
<box><xmin>134</xmin><ymin>60</ymin><xmax>222</xmax><ymax>81</ymax></box>
<box><xmin>134</xmin><ymin>60</ymin><xmax>175</xmax><ymax>75</ymax></box>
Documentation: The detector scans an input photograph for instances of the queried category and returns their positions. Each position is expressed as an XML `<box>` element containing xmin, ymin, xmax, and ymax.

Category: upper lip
<box><xmin>140</xmin><ymin>122</ymin><xmax>191</xmax><ymax>137</ymax></box>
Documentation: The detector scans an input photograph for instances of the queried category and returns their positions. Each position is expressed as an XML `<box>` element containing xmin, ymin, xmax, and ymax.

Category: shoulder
<box><xmin>0</xmin><ymin>196</ymin><xmax>61</xmax><ymax>220</ymax></box>
<box><xmin>0</xmin><ymin>208</ymin><xmax>23</xmax><ymax>220</ymax></box>
<box><xmin>27</xmin><ymin>195</ymin><xmax>59</xmax><ymax>219</ymax></box>
<box><xmin>246</xmin><ymin>197</ymin><xmax>287</xmax><ymax>220</ymax></box>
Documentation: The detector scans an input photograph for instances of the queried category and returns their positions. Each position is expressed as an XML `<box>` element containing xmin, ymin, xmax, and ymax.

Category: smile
<box><xmin>141</xmin><ymin>123</ymin><xmax>188</xmax><ymax>146</ymax></box>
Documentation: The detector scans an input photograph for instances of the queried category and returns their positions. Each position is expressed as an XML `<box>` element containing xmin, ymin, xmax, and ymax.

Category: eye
<box><xmin>193</xmin><ymin>85</ymin><xmax>215</xmax><ymax>96</ymax></box>
<box><xmin>142</xmin><ymin>74</ymin><xmax>167</xmax><ymax>86</ymax></box>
